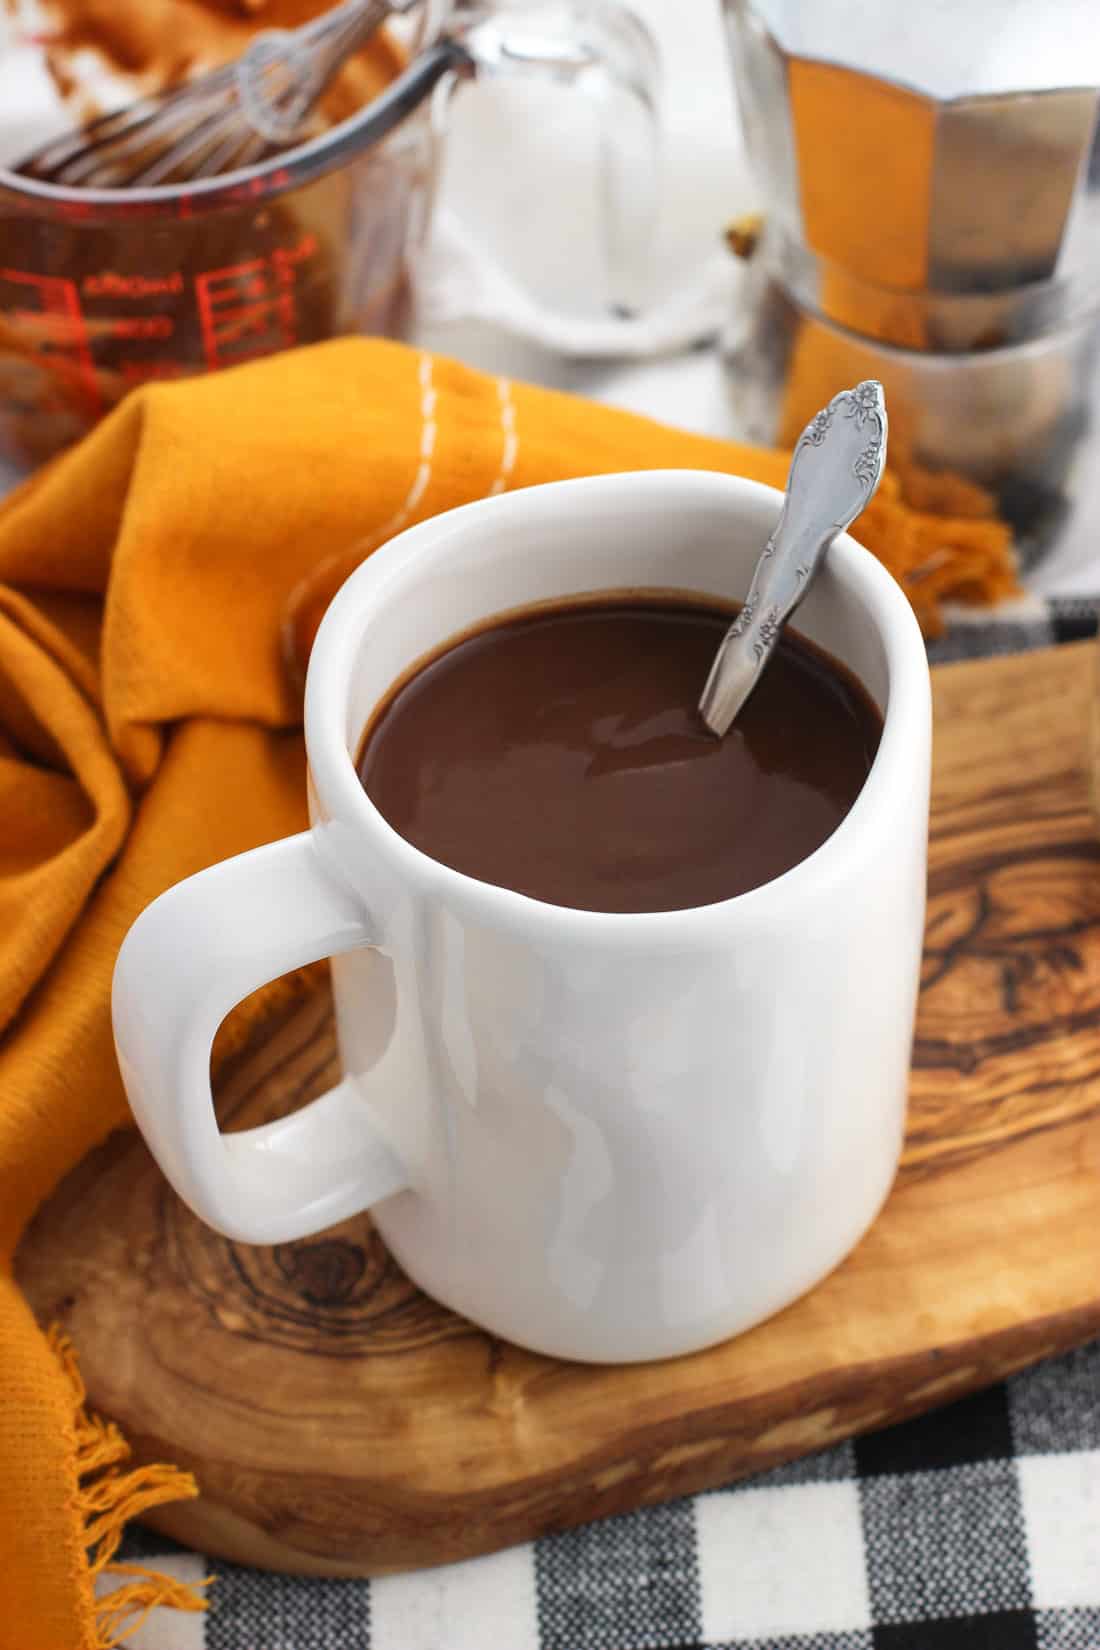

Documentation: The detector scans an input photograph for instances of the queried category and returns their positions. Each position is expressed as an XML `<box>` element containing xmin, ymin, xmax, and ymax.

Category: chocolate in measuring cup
<box><xmin>0</xmin><ymin>1</ymin><xmax>659</xmax><ymax>473</ymax></box>
<box><xmin>0</xmin><ymin>30</ymin><xmax>446</xmax><ymax>470</ymax></box>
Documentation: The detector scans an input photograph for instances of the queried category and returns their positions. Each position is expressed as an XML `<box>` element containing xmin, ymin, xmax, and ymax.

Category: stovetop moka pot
<box><xmin>722</xmin><ymin>0</ymin><xmax>1100</xmax><ymax>558</ymax></box>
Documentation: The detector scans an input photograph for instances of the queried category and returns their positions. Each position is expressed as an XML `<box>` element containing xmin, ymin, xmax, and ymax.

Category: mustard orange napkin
<box><xmin>0</xmin><ymin>337</ymin><xmax>1016</xmax><ymax>1647</ymax></box>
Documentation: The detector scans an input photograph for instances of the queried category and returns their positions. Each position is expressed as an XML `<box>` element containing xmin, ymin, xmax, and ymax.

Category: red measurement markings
<box><xmin>82</xmin><ymin>270</ymin><xmax>184</xmax><ymax>300</ymax></box>
<box><xmin>100</xmin><ymin>316</ymin><xmax>175</xmax><ymax>341</ymax></box>
<box><xmin>194</xmin><ymin>234</ymin><xmax>318</xmax><ymax>371</ymax></box>
<box><xmin>120</xmin><ymin>360</ymin><xmax>186</xmax><ymax>388</ymax></box>
<box><xmin>0</xmin><ymin>268</ymin><xmax>101</xmax><ymax>416</ymax></box>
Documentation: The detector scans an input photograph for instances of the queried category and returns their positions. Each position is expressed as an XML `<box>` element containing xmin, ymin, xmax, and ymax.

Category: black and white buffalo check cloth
<box><xmin>109</xmin><ymin>599</ymin><xmax>1100</xmax><ymax>1650</ymax></box>
<box><xmin>113</xmin><ymin>1339</ymin><xmax>1100</xmax><ymax>1650</ymax></box>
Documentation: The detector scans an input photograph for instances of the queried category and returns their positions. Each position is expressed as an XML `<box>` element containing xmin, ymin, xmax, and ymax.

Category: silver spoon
<box><xmin>698</xmin><ymin>380</ymin><xmax>888</xmax><ymax>737</ymax></box>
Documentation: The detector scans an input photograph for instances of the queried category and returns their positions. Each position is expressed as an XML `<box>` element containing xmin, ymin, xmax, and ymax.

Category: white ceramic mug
<box><xmin>112</xmin><ymin>470</ymin><xmax>931</xmax><ymax>1364</ymax></box>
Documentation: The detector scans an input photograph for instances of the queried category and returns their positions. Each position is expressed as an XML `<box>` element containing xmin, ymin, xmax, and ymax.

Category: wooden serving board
<box><xmin>17</xmin><ymin>641</ymin><xmax>1100</xmax><ymax>1577</ymax></box>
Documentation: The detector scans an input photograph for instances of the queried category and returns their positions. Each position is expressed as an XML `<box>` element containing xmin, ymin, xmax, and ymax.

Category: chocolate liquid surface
<box><xmin>358</xmin><ymin>596</ymin><xmax>883</xmax><ymax>914</ymax></box>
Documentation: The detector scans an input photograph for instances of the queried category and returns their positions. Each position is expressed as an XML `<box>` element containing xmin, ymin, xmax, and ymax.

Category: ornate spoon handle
<box><xmin>699</xmin><ymin>380</ymin><xmax>888</xmax><ymax>737</ymax></box>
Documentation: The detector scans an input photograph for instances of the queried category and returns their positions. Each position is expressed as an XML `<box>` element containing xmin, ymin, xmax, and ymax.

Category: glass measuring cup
<box><xmin>0</xmin><ymin>0</ymin><xmax>658</xmax><ymax>471</ymax></box>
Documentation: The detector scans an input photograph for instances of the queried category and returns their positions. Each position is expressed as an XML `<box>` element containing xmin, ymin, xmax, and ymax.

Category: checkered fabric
<box><xmin>108</xmin><ymin>601</ymin><xmax>1100</xmax><ymax>1650</ymax></box>
<box><xmin>924</xmin><ymin>595</ymin><xmax>1100</xmax><ymax>665</ymax></box>
<box><xmin>113</xmin><ymin>1344</ymin><xmax>1100</xmax><ymax>1650</ymax></box>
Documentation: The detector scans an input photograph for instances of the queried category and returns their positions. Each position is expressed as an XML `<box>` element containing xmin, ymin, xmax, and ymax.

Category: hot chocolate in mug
<box><xmin>112</xmin><ymin>471</ymin><xmax>932</xmax><ymax>1364</ymax></box>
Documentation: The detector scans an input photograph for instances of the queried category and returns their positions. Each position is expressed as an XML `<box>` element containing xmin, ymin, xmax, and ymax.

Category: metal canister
<box><xmin>721</xmin><ymin>0</ymin><xmax>1100</xmax><ymax>559</ymax></box>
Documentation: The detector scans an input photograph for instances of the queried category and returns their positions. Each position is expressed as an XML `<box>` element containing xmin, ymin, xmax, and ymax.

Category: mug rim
<box><xmin>306</xmin><ymin>469</ymin><xmax>930</xmax><ymax>937</ymax></box>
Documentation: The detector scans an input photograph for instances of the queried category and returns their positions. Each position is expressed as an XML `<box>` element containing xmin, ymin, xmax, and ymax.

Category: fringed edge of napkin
<box><xmin>41</xmin><ymin>964</ymin><xmax>331</xmax><ymax>1643</ymax></box>
<box><xmin>50</xmin><ymin>1327</ymin><xmax>209</xmax><ymax>1643</ymax></box>
<box><xmin>50</xmin><ymin>1315</ymin><xmax>210</xmax><ymax>1644</ymax></box>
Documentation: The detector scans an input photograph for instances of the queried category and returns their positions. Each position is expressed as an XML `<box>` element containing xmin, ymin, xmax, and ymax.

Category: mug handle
<box><xmin>112</xmin><ymin>832</ymin><xmax>408</xmax><ymax>1245</ymax></box>
<box><xmin>444</xmin><ymin>0</ymin><xmax>660</xmax><ymax>316</ymax></box>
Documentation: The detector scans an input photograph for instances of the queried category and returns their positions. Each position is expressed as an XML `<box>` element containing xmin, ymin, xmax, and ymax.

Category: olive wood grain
<box><xmin>17</xmin><ymin>641</ymin><xmax>1100</xmax><ymax>1575</ymax></box>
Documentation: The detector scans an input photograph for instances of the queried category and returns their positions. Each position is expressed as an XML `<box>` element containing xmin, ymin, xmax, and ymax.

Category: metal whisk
<box><xmin>15</xmin><ymin>0</ymin><xmax>417</xmax><ymax>190</ymax></box>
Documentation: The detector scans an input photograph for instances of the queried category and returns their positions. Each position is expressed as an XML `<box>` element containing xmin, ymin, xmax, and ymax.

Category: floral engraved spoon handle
<box><xmin>699</xmin><ymin>380</ymin><xmax>888</xmax><ymax>737</ymax></box>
